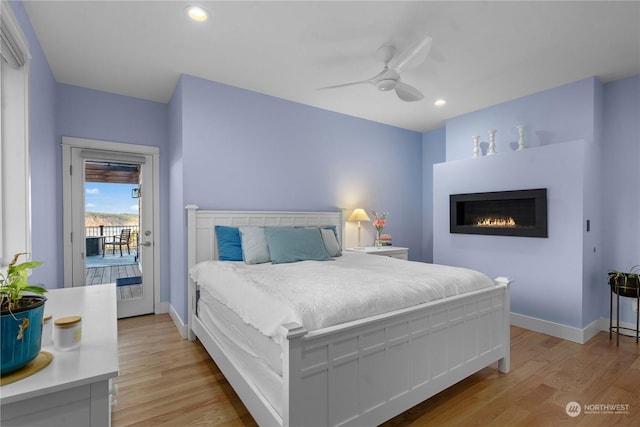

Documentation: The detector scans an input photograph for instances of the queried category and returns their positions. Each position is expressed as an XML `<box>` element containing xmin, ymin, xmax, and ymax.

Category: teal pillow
<box><xmin>239</xmin><ymin>226</ymin><xmax>271</xmax><ymax>264</ymax></box>
<box><xmin>265</xmin><ymin>227</ymin><xmax>331</xmax><ymax>264</ymax></box>
<box><xmin>214</xmin><ymin>226</ymin><xmax>242</xmax><ymax>261</ymax></box>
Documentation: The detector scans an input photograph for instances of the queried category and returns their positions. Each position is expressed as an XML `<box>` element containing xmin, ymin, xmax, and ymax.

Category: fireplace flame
<box><xmin>477</xmin><ymin>217</ymin><xmax>517</xmax><ymax>227</ymax></box>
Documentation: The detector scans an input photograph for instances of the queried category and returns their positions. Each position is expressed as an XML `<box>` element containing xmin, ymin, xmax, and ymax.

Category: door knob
<box><xmin>141</xmin><ymin>241</ymin><xmax>152</xmax><ymax>247</ymax></box>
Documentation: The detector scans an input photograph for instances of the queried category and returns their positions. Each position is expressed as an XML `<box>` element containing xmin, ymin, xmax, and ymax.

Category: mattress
<box><xmin>197</xmin><ymin>287</ymin><xmax>284</xmax><ymax>417</ymax></box>
<box><xmin>198</xmin><ymin>286</ymin><xmax>283</xmax><ymax>376</ymax></box>
<box><xmin>190</xmin><ymin>252</ymin><xmax>495</xmax><ymax>344</ymax></box>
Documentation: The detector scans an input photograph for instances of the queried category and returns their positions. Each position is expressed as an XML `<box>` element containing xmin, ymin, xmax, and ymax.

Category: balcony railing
<box><xmin>85</xmin><ymin>225</ymin><xmax>139</xmax><ymax>259</ymax></box>
<box><xmin>85</xmin><ymin>225</ymin><xmax>139</xmax><ymax>240</ymax></box>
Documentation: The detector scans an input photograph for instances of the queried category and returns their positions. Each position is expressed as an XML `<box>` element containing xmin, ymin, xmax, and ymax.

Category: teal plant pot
<box><xmin>1</xmin><ymin>296</ymin><xmax>46</xmax><ymax>375</ymax></box>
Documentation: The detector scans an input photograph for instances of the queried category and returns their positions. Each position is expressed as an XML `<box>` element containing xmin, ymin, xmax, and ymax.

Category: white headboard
<box><xmin>185</xmin><ymin>206</ymin><xmax>344</xmax><ymax>339</ymax></box>
<box><xmin>186</xmin><ymin>206</ymin><xmax>343</xmax><ymax>264</ymax></box>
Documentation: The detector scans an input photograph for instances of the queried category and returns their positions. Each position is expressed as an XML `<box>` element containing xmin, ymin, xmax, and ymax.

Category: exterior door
<box><xmin>63</xmin><ymin>137</ymin><xmax>159</xmax><ymax>318</ymax></box>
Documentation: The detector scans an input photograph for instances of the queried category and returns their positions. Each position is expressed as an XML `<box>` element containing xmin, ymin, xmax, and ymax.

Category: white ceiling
<box><xmin>23</xmin><ymin>1</ymin><xmax>640</xmax><ymax>132</ymax></box>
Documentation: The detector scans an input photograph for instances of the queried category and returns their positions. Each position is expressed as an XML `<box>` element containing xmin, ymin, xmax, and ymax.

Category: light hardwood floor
<box><xmin>113</xmin><ymin>315</ymin><xmax>640</xmax><ymax>426</ymax></box>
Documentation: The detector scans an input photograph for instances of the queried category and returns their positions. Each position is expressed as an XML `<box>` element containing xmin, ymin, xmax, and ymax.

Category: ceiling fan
<box><xmin>321</xmin><ymin>35</ymin><xmax>432</xmax><ymax>102</ymax></box>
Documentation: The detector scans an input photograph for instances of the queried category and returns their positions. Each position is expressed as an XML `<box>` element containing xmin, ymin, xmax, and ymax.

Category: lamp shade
<box><xmin>348</xmin><ymin>208</ymin><xmax>371</xmax><ymax>222</ymax></box>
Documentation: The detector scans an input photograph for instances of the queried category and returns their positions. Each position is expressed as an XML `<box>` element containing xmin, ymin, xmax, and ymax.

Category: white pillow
<box><xmin>239</xmin><ymin>227</ymin><xmax>270</xmax><ymax>264</ymax></box>
<box><xmin>320</xmin><ymin>227</ymin><xmax>342</xmax><ymax>257</ymax></box>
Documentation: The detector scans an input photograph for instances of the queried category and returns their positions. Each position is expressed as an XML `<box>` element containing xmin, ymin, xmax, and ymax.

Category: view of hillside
<box><xmin>85</xmin><ymin>212</ymin><xmax>138</xmax><ymax>227</ymax></box>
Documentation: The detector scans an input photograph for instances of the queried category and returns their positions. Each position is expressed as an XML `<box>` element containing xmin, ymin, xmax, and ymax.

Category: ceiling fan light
<box><xmin>377</xmin><ymin>79</ymin><xmax>397</xmax><ymax>91</ymax></box>
<box><xmin>185</xmin><ymin>5</ymin><xmax>209</xmax><ymax>22</ymax></box>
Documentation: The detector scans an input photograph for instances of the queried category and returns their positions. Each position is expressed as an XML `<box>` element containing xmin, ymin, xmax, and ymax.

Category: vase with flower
<box><xmin>371</xmin><ymin>210</ymin><xmax>388</xmax><ymax>247</ymax></box>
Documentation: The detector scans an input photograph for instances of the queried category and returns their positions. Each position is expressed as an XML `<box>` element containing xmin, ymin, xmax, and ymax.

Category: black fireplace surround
<box><xmin>450</xmin><ymin>188</ymin><xmax>548</xmax><ymax>238</ymax></box>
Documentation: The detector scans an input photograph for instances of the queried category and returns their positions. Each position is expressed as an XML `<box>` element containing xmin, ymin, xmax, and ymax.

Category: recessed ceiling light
<box><xmin>434</xmin><ymin>98</ymin><xmax>447</xmax><ymax>107</ymax></box>
<box><xmin>185</xmin><ymin>5</ymin><xmax>209</xmax><ymax>22</ymax></box>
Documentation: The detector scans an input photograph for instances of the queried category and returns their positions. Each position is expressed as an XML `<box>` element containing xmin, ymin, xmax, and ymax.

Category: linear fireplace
<box><xmin>450</xmin><ymin>188</ymin><xmax>548</xmax><ymax>237</ymax></box>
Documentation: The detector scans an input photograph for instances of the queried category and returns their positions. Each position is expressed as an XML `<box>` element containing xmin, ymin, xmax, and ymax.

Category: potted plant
<box><xmin>1</xmin><ymin>253</ymin><xmax>46</xmax><ymax>375</ymax></box>
<box><xmin>608</xmin><ymin>265</ymin><xmax>640</xmax><ymax>298</ymax></box>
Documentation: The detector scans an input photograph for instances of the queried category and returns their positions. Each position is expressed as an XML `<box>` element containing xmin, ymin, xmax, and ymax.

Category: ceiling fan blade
<box><xmin>390</xmin><ymin>35</ymin><xmax>432</xmax><ymax>72</ymax></box>
<box><xmin>395</xmin><ymin>81</ymin><xmax>424</xmax><ymax>102</ymax></box>
<box><xmin>319</xmin><ymin>67</ymin><xmax>389</xmax><ymax>90</ymax></box>
<box><xmin>319</xmin><ymin>80</ymin><xmax>372</xmax><ymax>90</ymax></box>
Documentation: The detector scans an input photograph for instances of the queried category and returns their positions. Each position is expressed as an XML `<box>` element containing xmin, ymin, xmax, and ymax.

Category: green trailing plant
<box><xmin>0</xmin><ymin>252</ymin><xmax>46</xmax><ymax>313</ymax></box>
<box><xmin>608</xmin><ymin>265</ymin><xmax>640</xmax><ymax>297</ymax></box>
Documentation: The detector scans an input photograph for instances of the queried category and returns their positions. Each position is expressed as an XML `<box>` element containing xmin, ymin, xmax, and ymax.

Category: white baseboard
<box><xmin>169</xmin><ymin>305</ymin><xmax>189</xmax><ymax>339</ymax></box>
<box><xmin>511</xmin><ymin>313</ymin><xmax>610</xmax><ymax>344</ymax></box>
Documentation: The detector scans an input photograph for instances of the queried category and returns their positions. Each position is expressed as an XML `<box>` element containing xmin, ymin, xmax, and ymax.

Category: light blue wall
<box><xmin>422</xmin><ymin>128</ymin><xmax>445</xmax><ymax>263</ymax></box>
<box><xmin>167</xmin><ymin>77</ymin><xmax>185</xmax><ymax>320</ymax></box>
<box><xmin>446</xmin><ymin>78</ymin><xmax>600</xmax><ymax>161</ymax></box>
<box><xmin>56</xmin><ymin>85</ymin><xmax>169</xmax><ymax>148</ymax></box>
<box><xmin>582</xmin><ymin>79</ymin><xmax>605</xmax><ymax>330</ymax></box>
<box><xmin>602</xmin><ymin>75</ymin><xmax>640</xmax><ymax>320</ymax></box>
<box><xmin>170</xmin><ymin>75</ymin><xmax>424</xmax><ymax>322</ymax></box>
<box><xmin>179</xmin><ymin>75</ymin><xmax>422</xmax><ymax>214</ymax></box>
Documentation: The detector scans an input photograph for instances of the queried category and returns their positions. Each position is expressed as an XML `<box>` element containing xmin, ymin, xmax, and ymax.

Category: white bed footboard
<box><xmin>281</xmin><ymin>281</ymin><xmax>510</xmax><ymax>427</ymax></box>
<box><xmin>186</xmin><ymin>206</ymin><xmax>511</xmax><ymax>427</ymax></box>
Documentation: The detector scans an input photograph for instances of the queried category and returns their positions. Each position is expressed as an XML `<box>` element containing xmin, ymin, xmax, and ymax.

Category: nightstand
<box><xmin>1</xmin><ymin>284</ymin><xmax>118</xmax><ymax>426</ymax></box>
<box><xmin>346</xmin><ymin>246</ymin><xmax>409</xmax><ymax>260</ymax></box>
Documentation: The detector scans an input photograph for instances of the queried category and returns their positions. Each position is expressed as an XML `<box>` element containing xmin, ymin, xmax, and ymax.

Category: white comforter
<box><xmin>190</xmin><ymin>252</ymin><xmax>494</xmax><ymax>343</ymax></box>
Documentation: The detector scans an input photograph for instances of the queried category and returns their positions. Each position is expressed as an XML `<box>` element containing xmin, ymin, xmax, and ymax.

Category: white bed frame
<box><xmin>186</xmin><ymin>206</ymin><xmax>511</xmax><ymax>427</ymax></box>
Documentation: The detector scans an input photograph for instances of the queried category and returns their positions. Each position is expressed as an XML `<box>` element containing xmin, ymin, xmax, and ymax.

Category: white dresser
<box><xmin>1</xmin><ymin>284</ymin><xmax>118</xmax><ymax>426</ymax></box>
<box><xmin>346</xmin><ymin>246</ymin><xmax>409</xmax><ymax>260</ymax></box>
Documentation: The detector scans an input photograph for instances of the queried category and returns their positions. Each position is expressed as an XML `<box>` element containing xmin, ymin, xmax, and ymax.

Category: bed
<box><xmin>186</xmin><ymin>206</ymin><xmax>511</xmax><ymax>427</ymax></box>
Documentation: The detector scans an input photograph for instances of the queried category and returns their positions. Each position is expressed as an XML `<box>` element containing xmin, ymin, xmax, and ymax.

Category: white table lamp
<box><xmin>348</xmin><ymin>208</ymin><xmax>371</xmax><ymax>248</ymax></box>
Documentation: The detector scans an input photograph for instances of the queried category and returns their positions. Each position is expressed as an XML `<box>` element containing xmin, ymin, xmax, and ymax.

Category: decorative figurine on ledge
<box><xmin>517</xmin><ymin>125</ymin><xmax>526</xmax><ymax>150</ymax></box>
<box><xmin>488</xmin><ymin>129</ymin><xmax>497</xmax><ymax>155</ymax></box>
